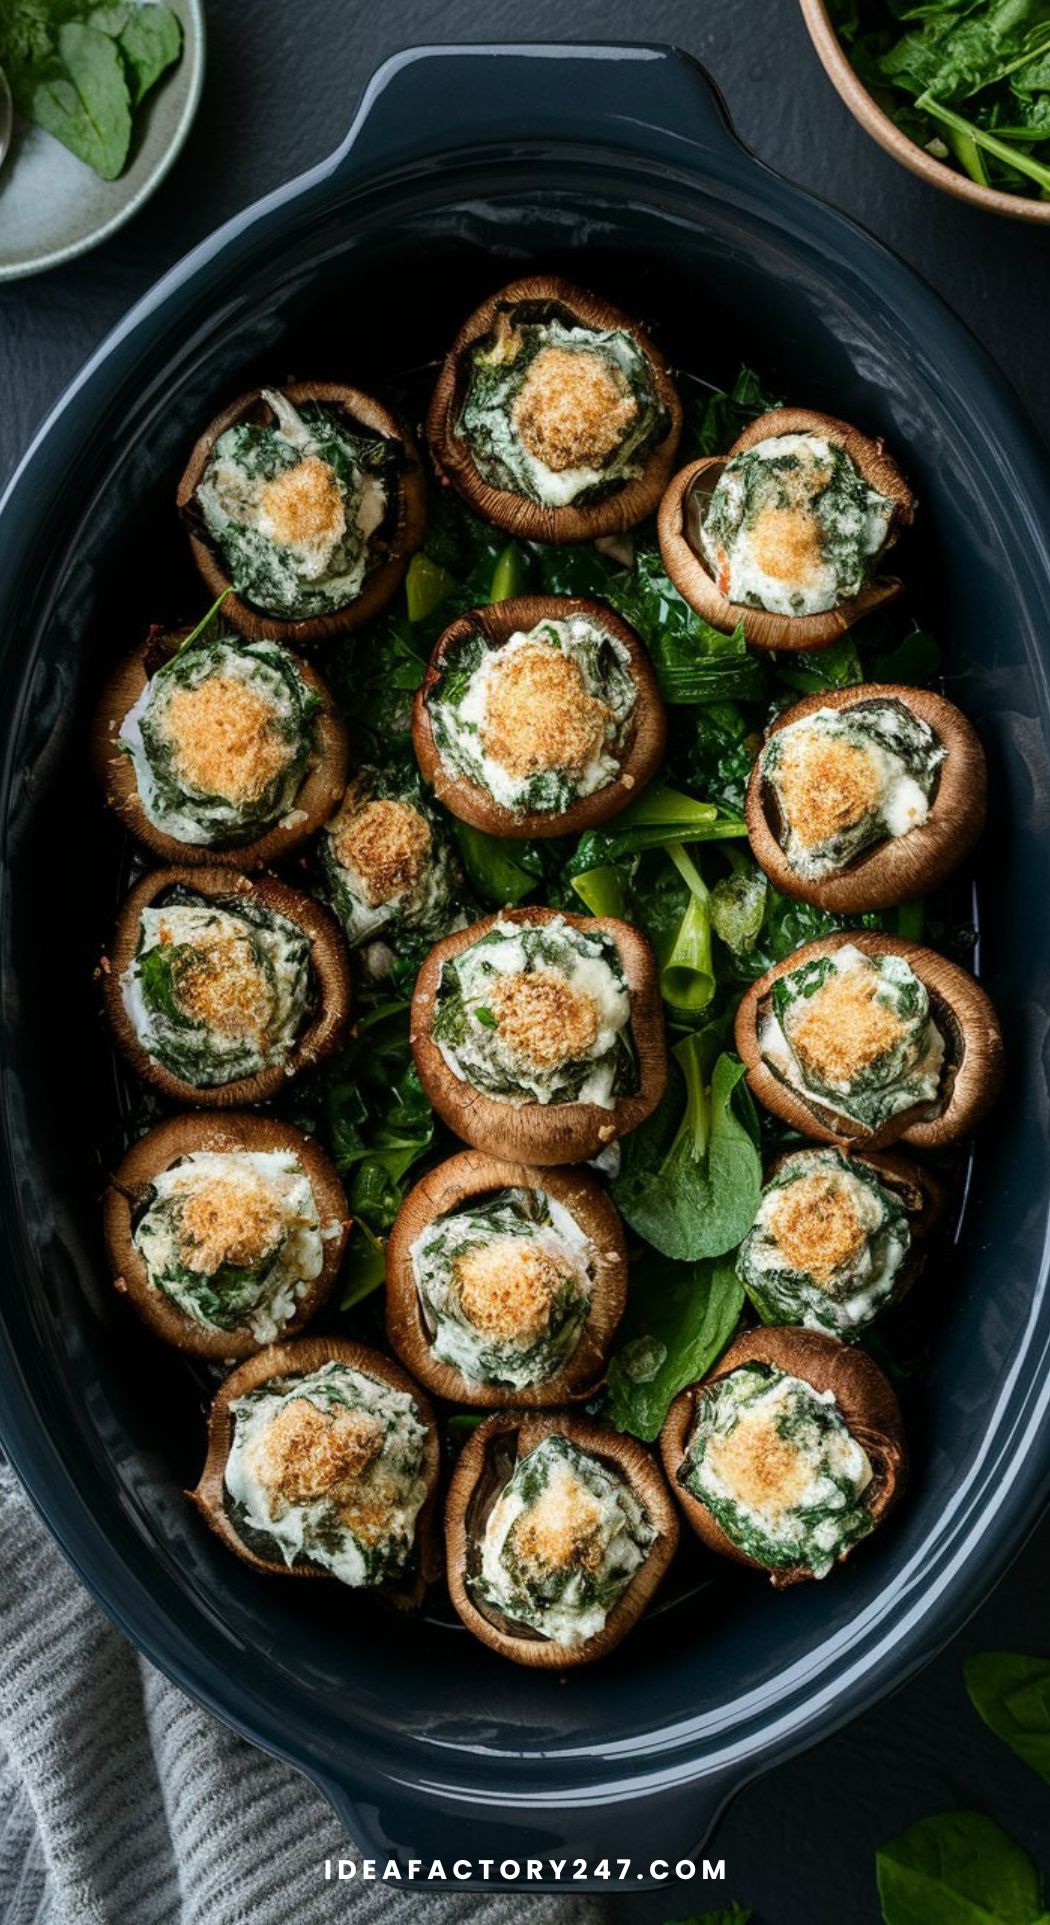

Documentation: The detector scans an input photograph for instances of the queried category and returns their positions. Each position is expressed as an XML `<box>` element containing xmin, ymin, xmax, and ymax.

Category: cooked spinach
<box><xmin>830</xmin><ymin>0</ymin><xmax>1050</xmax><ymax>199</ymax></box>
<box><xmin>0</xmin><ymin>0</ymin><xmax>182</xmax><ymax>179</ymax></box>
<box><xmin>611</xmin><ymin>1041</ymin><xmax>762</xmax><ymax>1261</ymax></box>
<box><xmin>604</xmin><ymin>1251</ymin><xmax>744</xmax><ymax>1441</ymax></box>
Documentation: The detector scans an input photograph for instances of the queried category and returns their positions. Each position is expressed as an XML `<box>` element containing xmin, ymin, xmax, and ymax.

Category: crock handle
<box><xmin>314</xmin><ymin>1764</ymin><xmax>741</xmax><ymax>1888</ymax></box>
<box><xmin>328</xmin><ymin>42</ymin><xmax>742</xmax><ymax>182</ymax></box>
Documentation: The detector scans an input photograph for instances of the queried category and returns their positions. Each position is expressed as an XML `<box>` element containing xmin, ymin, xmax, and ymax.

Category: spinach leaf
<box><xmin>604</xmin><ymin>1249</ymin><xmax>744</xmax><ymax>1441</ymax></box>
<box><xmin>876</xmin><ymin>1811</ymin><xmax>1050</xmax><ymax>1924</ymax></box>
<box><xmin>566</xmin><ymin>785</ymin><xmax>746</xmax><ymax>876</ymax></box>
<box><xmin>29</xmin><ymin>18</ymin><xmax>131</xmax><ymax>177</ymax></box>
<box><xmin>611</xmin><ymin>1043</ymin><xmax>762</xmax><ymax>1261</ymax></box>
<box><xmin>451</xmin><ymin>819</ymin><xmax>546</xmax><ymax>906</ymax></box>
<box><xmin>609</xmin><ymin>549</ymin><xmax>767</xmax><ymax>706</ymax></box>
<box><xmin>966</xmin><ymin>1653</ymin><xmax>1050</xmax><ymax>1787</ymax></box>
<box><xmin>113</xmin><ymin>1</ymin><xmax>180</xmax><ymax>106</ymax></box>
<box><xmin>310</xmin><ymin>1003</ymin><xmax>435</xmax><ymax>1238</ymax></box>
<box><xmin>682</xmin><ymin>363</ymin><xmax>780</xmax><ymax>461</ymax></box>
<box><xmin>774</xmin><ymin>632</ymin><xmax>864</xmax><ymax>695</ymax></box>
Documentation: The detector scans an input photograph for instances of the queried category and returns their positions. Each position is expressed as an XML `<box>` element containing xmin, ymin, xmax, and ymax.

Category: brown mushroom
<box><xmin>102</xmin><ymin>864</ymin><xmax>351</xmax><ymax>1107</ymax></box>
<box><xmin>103</xmin><ymin>1111</ymin><xmax>350</xmax><ymax>1358</ymax></box>
<box><xmin>411</xmin><ymin>594</ymin><xmax>666</xmax><ymax>840</ymax></box>
<box><xmin>745</xmin><ymin>685</ymin><xmax>986</xmax><ymax>911</ymax></box>
<box><xmin>176</xmin><ymin>382</ymin><xmax>426</xmax><ymax>646</ymax></box>
<box><xmin>426</xmin><ymin>276</ymin><xmax>682</xmax><ymax>544</ymax></box>
<box><xmin>385</xmin><ymin>1150</ymin><xmax>628</xmax><ymax>1406</ymax></box>
<box><xmin>657</xmin><ymin>408</ymin><xmax>916</xmax><ymax>652</ymax></box>
<box><xmin>90</xmin><ymin>626</ymin><xmax>349</xmax><ymax>870</ymax></box>
<box><xmin>445</xmin><ymin>1410</ymin><xmax>679</xmax><ymax>1665</ymax></box>
<box><xmin>410</xmin><ymin>906</ymin><xmax>667</xmax><ymax>1164</ymax></box>
<box><xmin>734</xmin><ymin>931</ymin><xmax>1003</xmax><ymax>1150</ymax></box>
<box><xmin>189</xmin><ymin>1336</ymin><xmax>441</xmax><ymax>1607</ymax></box>
<box><xmin>660</xmin><ymin>1325</ymin><xmax>906</xmax><ymax>1587</ymax></box>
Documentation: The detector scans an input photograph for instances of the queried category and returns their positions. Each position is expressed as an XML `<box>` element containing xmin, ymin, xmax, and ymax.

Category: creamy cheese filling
<box><xmin>758</xmin><ymin>943</ymin><xmax>945</xmax><ymax>1130</ymax></box>
<box><xmin>699</xmin><ymin>432</ymin><xmax>896</xmax><ymax>617</ymax></box>
<box><xmin>121</xmin><ymin>896</ymin><xmax>312</xmax><ymax>1088</ymax></box>
<box><xmin>760</xmin><ymin>700</ymin><xmax>944</xmax><ymax>879</ymax></box>
<box><xmin>410</xmin><ymin>1188</ymin><xmax>596</xmax><ymax>1387</ymax></box>
<box><xmin>426</xmin><ymin>616</ymin><xmax>636</xmax><ymax>816</ymax></box>
<box><xmin>224</xmin><ymin>1361</ymin><xmax>428</xmax><ymax>1587</ymax></box>
<box><xmin>681</xmin><ymin>1363</ymin><xmax>874</xmax><ymax>1577</ymax></box>
<box><xmin>195</xmin><ymin>389</ymin><xmax>390</xmax><ymax>619</ymax></box>
<box><xmin>474</xmin><ymin>1433</ymin><xmax>655</xmax><ymax>1645</ymax></box>
<box><xmin>120</xmin><ymin>633</ymin><xmax>318</xmax><ymax>847</ymax></box>
<box><xmin>736</xmin><ymin>1148</ymin><xmax>911</xmax><ymax>1337</ymax></box>
<box><xmin>320</xmin><ymin>768</ymin><xmax>463</xmax><ymax>973</ymax></box>
<box><xmin>457</xmin><ymin>317</ymin><xmax>666</xmax><ymax>507</ymax></box>
<box><xmin>431</xmin><ymin>916</ymin><xmax>635</xmax><ymax>1109</ymax></box>
<box><xmin>133</xmin><ymin>1148</ymin><xmax>331</xmax><ymax>1341</ymax></box>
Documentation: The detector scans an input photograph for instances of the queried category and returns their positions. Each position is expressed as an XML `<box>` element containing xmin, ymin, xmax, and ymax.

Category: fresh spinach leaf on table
<box><xmin>966</xmin><ymin>1653</ymin><xmax>1050</xmax><ymax>1787</ymax></box>
<box><xmin>876</xmin><ymin>1810</ymin><xmax>1050</xmax><ymax>1925</ymax></box>
<box><xmin>604</xmin><ymin>1249</ymin><xmax>744</xmax><ymax>1442</ymax></box>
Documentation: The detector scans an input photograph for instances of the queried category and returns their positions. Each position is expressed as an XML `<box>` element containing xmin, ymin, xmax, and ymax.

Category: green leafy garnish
<box><xmin>966</xmin><ymin>1653</ymin><xmax>1050</xmax><ymax>1787</ymax></box>
<box><xmin>0</xmin><ymin>0</ymin><xmax>183</xmax><ymax>180</ymax></box>
<box><xmin>611</xmin><ymin>1043</ymin><xmax>762</xmax><ymax>1262</ymax></box>
<box><xmin>876</xmin><ymin>1810</ymin><xmax>1050</xmax><ymax>1924</ymax></box>
<box><xmin>605</xmin><ymin>1250</ymin><xmax>744</xmax><ymax>1441</ymax></box>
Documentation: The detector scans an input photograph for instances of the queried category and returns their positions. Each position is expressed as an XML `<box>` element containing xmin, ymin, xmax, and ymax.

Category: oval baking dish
<box><xmin>0</xmin><ymin>42</ymin><xmax>1046</xmax><ymax>1884</ymax></box>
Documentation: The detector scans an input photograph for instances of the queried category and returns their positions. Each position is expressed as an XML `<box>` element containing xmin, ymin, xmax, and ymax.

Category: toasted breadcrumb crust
<box><xmin>509</xmin><ymin>1463</ymin><xmax>605</xmax><ymax>1574</ymax></box>
<box><xmin>703</xmin><ymin>1412</ymin><xmax>814</xmax><ymax>1519</ymax></box>
<box><xmin>257</xmin><ymin>456</ymin><xmax>347</xmax><ymax>547</ymax></box>
<box><xmin>329</xmin><ymin>793</ymin><xmax>432</xmax><ymax>907</ymax></box>
<box><xmin>481</xmin><ymin>641</ymin><xmax>611</xmax><ymax>778</ymax></box>
<box><xmin>790</xmin><ymin>968</ymin><xmax>907</xmax><ymax>1083</ymax></box>
<box><xmin>162</xmin><ymin>928</ymin><xmax>273</xmax><ymax>1043</ymax></box>
<box><xmin>772</xmin><ymin>732</ymin><xmax>883</xmax><ymax>850</ymax></box>
<box><xmin>767</xmin><ymin>1173</ymin><xmax>867</xmax><ymax>1283</ymax></box>
<box><xmin>176</xmin><ymin>1173</ymin><xmax>285</xmax><ymax>1274</ymax></box>
<box><xmin>453</xmin><ymin>1239</ymin><xmax>569</xmax><ymax>1342</ymax></box>
<box><xmin>511</xmin><ymin>347</ymin><xmax>638</xmax><ymax>472</ymax></box>
<box><xmin>163</xmin><ymin>676</ymin><xmax>293</xmax><ymax>806</ymax></box>
<box><xmin>252</xmin><ymin>1398</ymin><xmax>383</xmax><ymax>1507</ymax></box>
<box><xmin>489</xmin><ymin>971</ymin><xmax>600</xmax><ymax>1068</ymax></box>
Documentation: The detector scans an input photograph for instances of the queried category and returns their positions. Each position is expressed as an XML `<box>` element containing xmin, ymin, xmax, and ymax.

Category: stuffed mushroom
<box><xmin>92</xmin><ymin>621</ymin><xmax>348</xmax><ymax>867</ymax></box>
<box><xmin>427</xmin><ymin>276</ymin><xmax>682</xmax><ymax>543</ymax></box>
<box><xmin>104</xmin><ymin>1113</ymin><xmax>349</xmax><ymax>1357</ymax></box>
<box><xmin>735</xmin><ymin>932</ymin><xmax>1002</xmax><ymax>1149</ymax></box>
<box><xmin>736</xmin><ymin>1145</ymin><xmax>944</xmax><ymax>1339</ymax></box>
<box><xmin>661</xmin><ymin>1326</ymin><xmax>906</xmax><ymax>1586</ymax></box>
<box><xmin>191</xmin><ymin>1337</ymin><xmax>439</xmax><ymax>1602</ymax></box>
<box><xmin>103</xmin><ymin>866</ymin><xmax>350</xmax><ymax>1106</ymax></box>
<box><xmin>317</xmin><ymin>764</ymin><xmax>465</xmax><ymax>979</ymax></box>
<box><xmin>658</xmin><ymin>408</ymin><xmax>915</xmax><ymax>651</ymax></box>
<box><xmin>177</xmin><ymin>383</ymin><xmax>426</xmax><ymax>645</ymax></box>
<box><xmin>386</xmin><ymin>1151</ymin><xmax>628</xmax><ymax>1405</ymax></box>
<box><xmin>446</xmin><ymin>1411</ymin><xmax>678</xmax><ymax>1665</ymax></box>
<box><xmin>410</xmin><ymin>907</ymin><xmax>667</xmax><ymax>1164</ymax></box>
<box><xmin>745</xmin><ymin>686</ymin><xmax>985</xmax><ymax>910</ymax></box>
<box><xmin>412</xmin><ymin>595</ymin><xmax>666</xmax><ymax>838</ymax></box>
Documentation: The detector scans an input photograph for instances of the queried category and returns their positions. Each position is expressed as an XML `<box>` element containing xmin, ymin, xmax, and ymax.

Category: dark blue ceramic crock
<box><xmin>1</xmin><ymin>42</ymin><xmax>1049</xmax><ymax>1887</ymax></box>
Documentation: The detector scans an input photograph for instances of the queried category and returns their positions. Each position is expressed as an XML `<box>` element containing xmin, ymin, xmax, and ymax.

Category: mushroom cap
<box><xmin>745</xmin><ymin>684</ymin><xmax>986</xmax><ymax>911</ymax></box>
<box><xmin>410</xmin><ymin>906</ymin><xmax>668</xmax><ymax>1164</ymax></box>
<box><xmin>189</xmin><ymin>1335</ymin><xmax>441</xmax><ymax>1605</ymax></box>
<box><xmin>411</xmin><ymin>594</ymin><xmax>666</xmax><ymax>840</ymax></box>
<box><xmin>657</xmin><ymin>407</ymin><xmax>916</xmax><ymax>652</ymax></box>
<box><xmin>176</xmin><ymin>382</ymin><xmax>427</xmax><ymax>646</ymax></box>
<box><xmin>385</xmin><ymin>1149</ymin><xmax>628</xmax><ymax>1406</ymax></box>
<box><xmin>90</xmin><ymin>627</ymin><xmax>349</xmax><ymax>870</ymax></box>
<box><xmin>660</xmin><ymin>1324</ymin><xmax>906</xmax><ymax>1587</ymax></box>
<box><xmin>445</xmin><ymin>1409</ymin><xmax>679</xmax><ymax>1665</ymax></box>
<box><xmin>734</xmin><ymin>931</ymin><xmax>1003</xmax><ymax>1150</ymax></box>
<box><xmin>426</xmin><ymin>275</ymin><xmax>683</xmax><ymax>544</ymax></box>
<box><xmin>103</xmin><ymin>864</ymin><xmax>351</xmax><ymax>1107</ymax></box>
<box><xmin>104</xmin><ymin>1111</ymin><xmax>350</xmax><ymax>1358</ymax></box>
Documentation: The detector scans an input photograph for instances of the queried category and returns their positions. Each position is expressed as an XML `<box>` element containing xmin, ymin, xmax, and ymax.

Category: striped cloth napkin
<box><xmin>0</xmin><ymin>1467</ymin><xmax>611</xmax><ymax>1925</ymax></box>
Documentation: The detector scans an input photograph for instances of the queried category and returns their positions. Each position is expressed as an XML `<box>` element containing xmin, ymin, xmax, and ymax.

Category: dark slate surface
<box><xmin>2</xmin><ymin>3</ymin><xmax>1049</xmax><ymax>1919</ymax></box>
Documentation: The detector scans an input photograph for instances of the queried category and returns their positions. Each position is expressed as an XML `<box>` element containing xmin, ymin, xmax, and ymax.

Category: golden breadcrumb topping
<box><xmin>257</xmin><ymin>456</ymin><xmax>347</xmax><ymax>548</ymax></box>
<box><xmin>512</xmin><ymin>347</ymin><xmax>638</xmax><ymax>473</ymax></box>
<box><xmin>453</xmin><ymin>1237</ymin><xmax>571</xmax><ymax>1342</ymax></box>
<box><xmin>772</xmin><ymin>732</ymin><xmax>882</xmax><ymax>849</ymax></box>
<box><xmin>163</xmin><ymin>676</ymin><xmax>292</xmax><ymax>804</ymax></box>
<box><xmin>175</xmin><ymin>1173</ymin><xmax>285</xmax><ymax>1274</ymax></box>
<box><xmin>489</xmin><ymin>970</ymin><xmax>600</xmax><ymax>1068</ymax></box>
<box><xmin>704</xmin><ymin>1414</ymin><xmax>812</xmax><ymax>1520</ymax></box>
<box><xmin>749</xmin><ymin>504</ymin><xmax>824</xmax><ymax>587</ymax></box>
<box><xmin>254</xmin><ymin>1397</ymin><xmax>383</xmax><ymax>1507</ymax></box>
<box><xmin>790</xmin><ymin>967</ymin><xmax>907</xmax><ymax>1085</ymax></box>
<box><xmin>330</xmin><ymin>793</ymin><xmax>431</xmax><ymax>906</ymax></box>
<box><xmin>510</xmin><ymin>1463</ymin><xmax>604</xmax><ymax>1574</ymax></box>
<box><xmin>481</xmin><ymin>642</ymin><xmax>611</xmax><ymax>779</ymax></box>
<box><xmin>767</xmin><ymin>1172</ymin><xmax>867</xmax><ymax>1283</ymax></box>
<box><xmin>163</xmin><ymin>927</ymin><xmax>274</xmax><ymax>1042</ymax></box>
